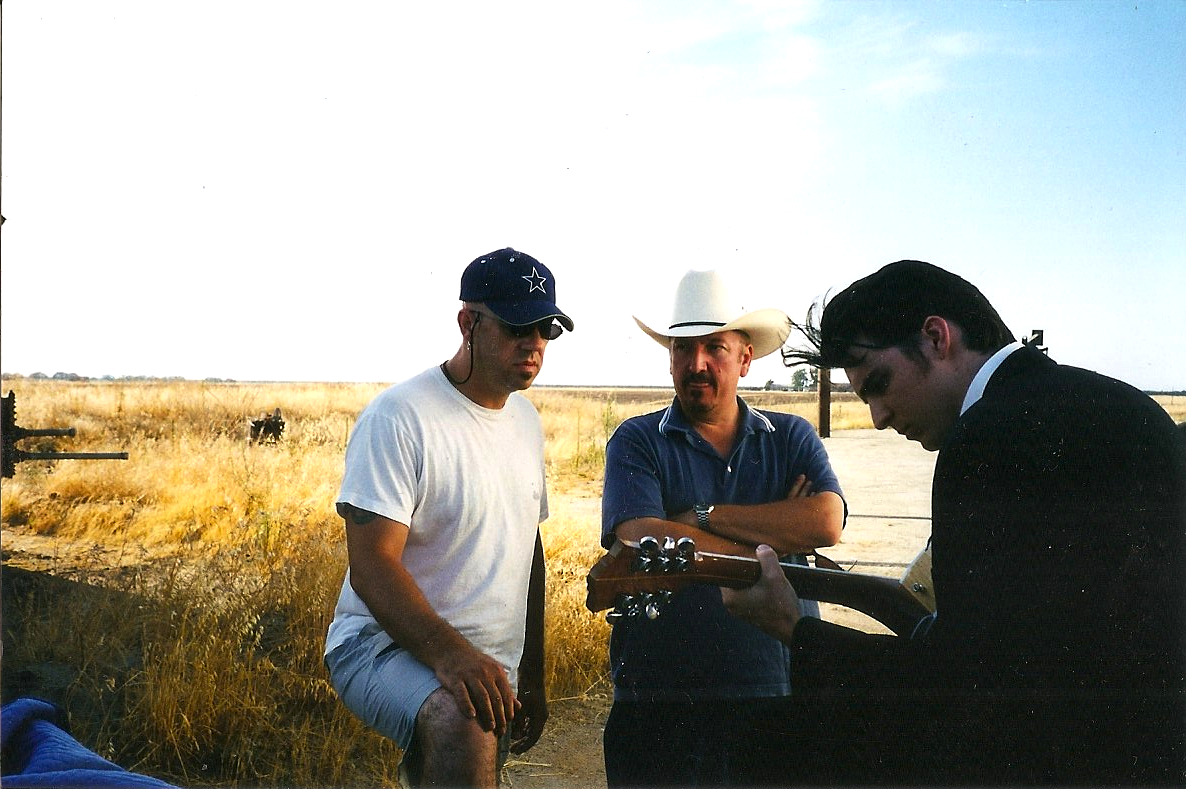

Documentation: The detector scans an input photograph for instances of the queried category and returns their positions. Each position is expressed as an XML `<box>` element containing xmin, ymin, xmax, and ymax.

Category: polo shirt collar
<box><xmin>657</xmin><ymin>396</ymin><xmax>776</xmax><ymax>437</ymax></box>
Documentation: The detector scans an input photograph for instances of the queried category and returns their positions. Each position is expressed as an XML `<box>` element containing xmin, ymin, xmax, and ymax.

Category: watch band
<box><xmin>694</xmin><ymin>503</ymin><xmax>714</xmax><ymax>531</ymax></box>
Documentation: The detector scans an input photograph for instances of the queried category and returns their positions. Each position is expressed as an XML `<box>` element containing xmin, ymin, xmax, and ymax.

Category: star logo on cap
<box><xmin>522</xmin><ymin>267</ymin><xmax>548</xmax><ymax>294</ymax></box>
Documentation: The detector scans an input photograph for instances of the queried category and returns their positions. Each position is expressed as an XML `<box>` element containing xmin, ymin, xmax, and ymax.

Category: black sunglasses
<box><xmin>473</xmin><ymin>311</ymin><xmax>564</xmax><ymax>341</ymax></box>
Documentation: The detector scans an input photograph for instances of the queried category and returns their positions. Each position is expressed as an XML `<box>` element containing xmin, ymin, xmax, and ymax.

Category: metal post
<box><xmin>818</xmin><ymin>368</ymin><xmax>831</xmax><ymax>438</ymax></box>
<box><xmin>2</xmin><ymin>391</ymin><xmax>129</xmax><ymax>478</ymax></box>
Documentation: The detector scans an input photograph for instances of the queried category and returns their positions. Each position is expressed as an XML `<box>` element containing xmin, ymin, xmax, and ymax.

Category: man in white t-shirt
<box><xmin>325</xmin><ymin>248</ymin><xmax>573</xmax><ymax>787</ymax></box>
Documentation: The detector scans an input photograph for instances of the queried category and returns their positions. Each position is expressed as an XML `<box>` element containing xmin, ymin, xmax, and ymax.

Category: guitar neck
<box><xmin>585</xmin><ymin>538</ymin><xmax>934</xmax><ymax>637</ymax></box>
<box><xmin>686</xmin><ymin>551</ymin><xmax>930</xmax><ymax>637</ymax></box>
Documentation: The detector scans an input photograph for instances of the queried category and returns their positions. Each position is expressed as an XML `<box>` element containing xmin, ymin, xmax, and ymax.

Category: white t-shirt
<box><xmin>324</xmin><ymin>365</ymin><xmax>548</xmax><ymax>690</ymax></box>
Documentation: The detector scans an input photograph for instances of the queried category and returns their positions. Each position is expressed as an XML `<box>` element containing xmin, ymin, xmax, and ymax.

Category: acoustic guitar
<box><xmin>586</xmin><ymin>535</ymin><xmax>935</xmax><ymax>637</ymax></box>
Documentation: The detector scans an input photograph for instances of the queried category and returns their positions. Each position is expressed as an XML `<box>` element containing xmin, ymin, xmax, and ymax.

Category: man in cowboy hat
<box><xmin>599</xmin><ymin>269</ymin><xmax>846</xmax><ymax>787</ymax></box>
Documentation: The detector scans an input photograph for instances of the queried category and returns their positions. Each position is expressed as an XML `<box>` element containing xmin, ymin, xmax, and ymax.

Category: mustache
<box><xmin>681</xmin><ymin>373</ymin><xmax>716</xmax><ymax>387</ymax></box>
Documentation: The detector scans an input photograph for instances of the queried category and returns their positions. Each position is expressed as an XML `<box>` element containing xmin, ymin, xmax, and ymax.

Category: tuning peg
<box><xmin>635</xmin><ymin>535</ymin><xmax>663</xmax><ymax>572</ymax></box>
<box><xmin>605</xmin><ymin>590</ymin><xmax>675</xmax><ymax>624</ymax></box>
<box><xmin>607</xmin><ymin>593</ymin><xmax>632</xmax><ymax>625</ymax></box>
<box><xmin>642</xmin><ymin>590</ymin><xmax>673</xmax><ymax>620</ymax></box>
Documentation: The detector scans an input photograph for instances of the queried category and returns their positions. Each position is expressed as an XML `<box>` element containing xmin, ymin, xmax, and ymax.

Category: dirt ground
<box><xmin>504</xmin><ymin>428</ymin><xmax>936</xmax><ymax>789</ymax></box>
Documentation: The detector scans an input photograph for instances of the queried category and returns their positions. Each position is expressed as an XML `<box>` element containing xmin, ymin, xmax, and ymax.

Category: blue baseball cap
<box><xmin>460</xmin><ymin>248</ymin><xmax>575</xmax><ymax>331</ymax></box>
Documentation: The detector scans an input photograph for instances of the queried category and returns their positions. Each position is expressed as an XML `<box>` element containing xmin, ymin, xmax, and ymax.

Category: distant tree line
<box><xmin>763</xmin><ymin>367</ymin><xmax>822</xmax><ymax>392</ymax></box>
<box><xmin>1</xmin><ymin>372</ymin><xmax>236</xmax><ymax>383</ymax></box>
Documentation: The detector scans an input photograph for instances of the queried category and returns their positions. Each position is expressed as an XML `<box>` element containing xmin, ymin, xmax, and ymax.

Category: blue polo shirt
<box><xmin>601</xmin><ymin>397</ymin><xmax>845</xmax><ymax>701</ymax></box>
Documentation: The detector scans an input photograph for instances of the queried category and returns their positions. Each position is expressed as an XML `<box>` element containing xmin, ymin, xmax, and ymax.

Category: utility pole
<box><xmin>818</xmin><ymin>368</ymin><xmax>831</xmax><ymax>438</ymax></box>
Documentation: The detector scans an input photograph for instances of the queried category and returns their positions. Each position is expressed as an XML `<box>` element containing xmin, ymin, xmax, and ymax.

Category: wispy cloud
<box><xmin>829</xmin><ymin>10</ymin><xmax>996</xmax><ymax>106</ymax></box>
<box><xmin>926</xmin><ymin>31</ymin><xmax>990</xmax><ymax>58</ymax></box>
<box><xmin>868</xmin><ymin>58</ymin><xmax>945</xmax><ymax>103</ymax></box>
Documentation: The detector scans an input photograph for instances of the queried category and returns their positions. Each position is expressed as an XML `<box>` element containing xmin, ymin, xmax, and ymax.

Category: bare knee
<box><xmin>409</xmin><ymin>688</ymin><xmax>499</xmax><ymax>787</ymax></box>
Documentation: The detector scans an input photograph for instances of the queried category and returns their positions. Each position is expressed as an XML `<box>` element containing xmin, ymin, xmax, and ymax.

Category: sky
<box><xmin>2</xmin><ymin>0</ymin><xmax>1184</xmax><ymax>390</ymax></box>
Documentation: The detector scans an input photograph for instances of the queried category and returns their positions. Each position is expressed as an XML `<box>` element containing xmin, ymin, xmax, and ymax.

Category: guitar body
<box><xmin>587</xmin><ymin>537</ymin><xmax>935</xmax><ymax>637</ymax></box>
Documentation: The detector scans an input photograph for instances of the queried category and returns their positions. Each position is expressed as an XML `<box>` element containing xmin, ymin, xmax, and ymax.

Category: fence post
<box><xmin>818</xmin><ymin>368</ymin><xmax>831</xmax><ymax>438</ymax></box>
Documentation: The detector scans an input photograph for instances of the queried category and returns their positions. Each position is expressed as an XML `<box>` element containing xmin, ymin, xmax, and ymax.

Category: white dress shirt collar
<box><xmin>960</xmin><ymin>341</ymin><xmax>1025</xmax><ymax>415</ymax></box>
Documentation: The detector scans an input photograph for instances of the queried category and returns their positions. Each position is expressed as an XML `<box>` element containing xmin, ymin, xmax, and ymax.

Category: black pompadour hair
<box><xmin>782</xmin><ymin>260</ymin><xmax>1015</xmax><ymax>369</ymax></box>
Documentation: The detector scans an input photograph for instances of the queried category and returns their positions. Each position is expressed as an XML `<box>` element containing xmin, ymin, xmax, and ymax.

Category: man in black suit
<box><xmin>725</xmin><ymin>260</ymin><xmax>1185</xmax><ymax>785</ymax></box>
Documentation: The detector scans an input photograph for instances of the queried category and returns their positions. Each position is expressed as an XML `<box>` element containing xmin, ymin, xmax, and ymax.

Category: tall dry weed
<box><xmin>538</xmin><ymin>505</ymin><xmax>614</xmax><ymax>699</ymax></box>
<box><xmin>4</xmin><ymin>378</ymin><xmax>1174</xmax><ymax>785</ymax></box>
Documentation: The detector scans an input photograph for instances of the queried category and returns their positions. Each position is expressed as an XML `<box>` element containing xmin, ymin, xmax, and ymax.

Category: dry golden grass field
<box><xmin>2</xmin><ymin>379</ymin><xmax>1182</xmax><ymax>787</ymax></box>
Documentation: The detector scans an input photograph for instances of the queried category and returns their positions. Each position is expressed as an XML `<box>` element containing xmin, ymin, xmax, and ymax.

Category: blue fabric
<box><xmin>601</xmin><ymin>397</ymin><xmax>845</xmax><ymax>701</ymax></box>
<box><xmin>1</xmin><ymin>697</ymin><xmax>179</xmax><ymax>788</ymax></box>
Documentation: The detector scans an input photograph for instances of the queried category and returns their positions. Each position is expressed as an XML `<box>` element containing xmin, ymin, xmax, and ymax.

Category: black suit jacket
<box><xmin>791</xmin><ymin>347</ymin><xmax>1185</xmax><ymax>785</ymax></box>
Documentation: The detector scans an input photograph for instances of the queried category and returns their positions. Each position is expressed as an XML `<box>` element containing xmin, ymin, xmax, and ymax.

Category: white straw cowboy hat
<box><xmin>633</xmin><ymin>269</ymin><xmax>792</xmax><ymax>360</ymax></box>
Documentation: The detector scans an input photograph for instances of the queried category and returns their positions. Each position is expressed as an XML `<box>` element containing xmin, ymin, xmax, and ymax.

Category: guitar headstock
<box><xmin>586</xmin><ymin>535</ymin><xmax>704</xmax><ymax>623</ymax></box>
<box><xmin>586</xmin><ymin>534</ymin><xmax>935</xmax><ymax>636</ymax></box>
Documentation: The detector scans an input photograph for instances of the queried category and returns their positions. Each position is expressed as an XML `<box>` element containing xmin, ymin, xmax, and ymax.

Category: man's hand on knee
<box><xmin>434</xmin><ymin>643</ymin><xmax>517</xmax><ymax>737</ymax></box>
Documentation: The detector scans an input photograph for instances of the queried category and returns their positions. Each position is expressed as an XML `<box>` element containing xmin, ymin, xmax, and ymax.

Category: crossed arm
<box><xmin>342</xmin><ymin>507</ymin><xmax>547</xmax><ymax>751</ymax></box>
<box><xmin>613</xmin><ymin>474</ymin><xmax>844</xmax><ymax>557</ymax></box>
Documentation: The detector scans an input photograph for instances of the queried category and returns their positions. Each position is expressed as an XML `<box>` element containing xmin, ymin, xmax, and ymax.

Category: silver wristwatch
<box><xmin>694</xmin><ymin>503</ymin><xmax>714</xmax><ymax>531</ymax></box>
